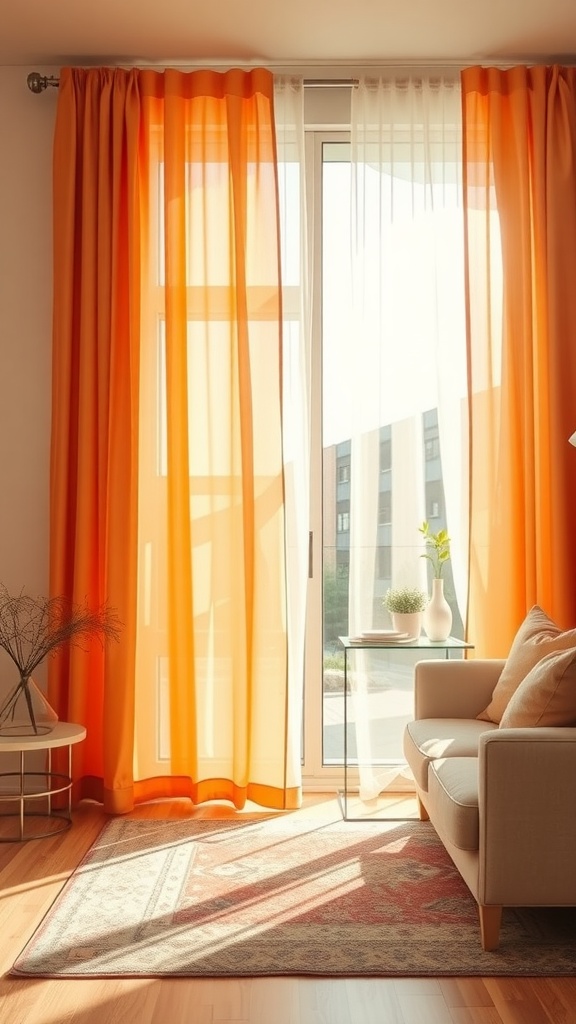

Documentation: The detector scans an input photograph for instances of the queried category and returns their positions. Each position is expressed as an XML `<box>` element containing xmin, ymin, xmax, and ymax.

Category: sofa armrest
<box><xmin>414</xmin><ymin>658</ymin><xmax>505</xmax><ymax>720</ymax></box>
<box><xmin>478</xmin><ymin>727</ymin><xmax>576</xmax><ymax>906</ymax></box>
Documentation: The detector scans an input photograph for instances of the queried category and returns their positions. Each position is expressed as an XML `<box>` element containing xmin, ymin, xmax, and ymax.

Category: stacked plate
<box><xmin>347</xmin><ymin>629</ymin><xmax>415</xmax><ymax>644</ymax></box>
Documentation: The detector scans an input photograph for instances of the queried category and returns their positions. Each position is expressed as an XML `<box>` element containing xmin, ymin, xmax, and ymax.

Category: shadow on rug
<box><xmin>11</xmin><ymin>815</ymin><xmax>576</xmax><ymax>977</ymax></box>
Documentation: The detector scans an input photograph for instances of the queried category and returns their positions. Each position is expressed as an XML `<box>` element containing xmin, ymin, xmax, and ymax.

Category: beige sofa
<box><xmin>403</xmin><ymin>657</ymin><xmax>576</xmax><ymax>950</ymax></box>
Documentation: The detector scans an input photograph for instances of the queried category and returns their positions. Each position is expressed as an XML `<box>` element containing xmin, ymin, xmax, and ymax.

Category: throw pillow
<box><xmin>499</xmin><ymin>647</ymin><xmax>576</xmax><ymax>728</ymax></box>
<box><xmin>477</xmin><ymin>605</ymin><xmax>576</xmax><ymax>724</ymax></box>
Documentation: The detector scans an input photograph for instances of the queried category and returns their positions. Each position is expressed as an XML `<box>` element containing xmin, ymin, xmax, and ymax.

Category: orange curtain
<box><xmin>462</xmin><ymin>65</ymin><xmax>576</xmax><ymax>657</ymax></box>
<box><xmin>49</xmin><ymin>67</ymin><xmax>299</xmax><ymax>813</ymax></box>
<box><xmin>49</xmin><ymin>68</ymin><xmax>141</xmax><ymax>811</ymax></box>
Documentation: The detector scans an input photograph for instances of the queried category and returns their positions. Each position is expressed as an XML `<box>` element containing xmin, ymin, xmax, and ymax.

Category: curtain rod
<box><xmin>30</xmin><ymin>59</ymin><xmax>573</xmax><ymax>93</ymax></box>
<box><xmin>26</xmin><ymin>54</ymin><xmax>576</xmax><ymax>92</ymax></box>
<box><xmin>26</xmin><ymin>71</ymin><xmax>362</xmax><ymax>93</ymax></box>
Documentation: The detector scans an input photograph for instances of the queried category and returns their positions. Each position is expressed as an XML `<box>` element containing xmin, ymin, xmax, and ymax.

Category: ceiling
<box><xmin>3</xmin><ymin>0</ymin><xmax>576</xmax><ymax>69</ymax></box>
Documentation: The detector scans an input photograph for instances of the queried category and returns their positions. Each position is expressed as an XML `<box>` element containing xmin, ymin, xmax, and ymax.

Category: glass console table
<box><xmin>338</xmin><ymin>635</ymin><xmax>474</xmax><ymax>821</ymax></box>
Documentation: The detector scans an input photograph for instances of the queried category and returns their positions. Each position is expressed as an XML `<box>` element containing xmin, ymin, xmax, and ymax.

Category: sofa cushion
<box><xmin>403</xmin><ymin>718</ymin><xmax>497</xmax><ymax>791</ymax></box>
<box><xmin>499</xmin><ymin>647</ymin><xmax>576</xmax><ymax>727</ymax></box>
<box><xmin>428</xmin><ymin>757</ymin><xmax>479</xmax><ymax>851</ymax></box>
<box><xmin>477</xmin><ymin>605</ymin><xmax>576</xmax><ymax>724</ymax></box>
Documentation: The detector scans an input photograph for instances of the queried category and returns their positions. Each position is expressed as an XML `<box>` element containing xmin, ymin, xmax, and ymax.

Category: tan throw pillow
<box><xmin>499</xmin><ymin>647</ymin><xmax>576</xmax><ymax>728</ymax></box>
<box><xmin>477</xmin><ymin>605</ymin><xmax>576</xmax><ymax>724</ymax></box>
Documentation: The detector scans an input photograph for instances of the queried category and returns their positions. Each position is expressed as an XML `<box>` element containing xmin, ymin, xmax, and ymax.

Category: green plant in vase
<box><xmin>418</xmin><ymin>521</ymin><xmax>453</xmax><ymax>640</ymax></box>
<box><xmin>418</xmin><ymin>521</ymin><xmax>451</xmax><ymax>578</ymax></box>
<box><xmin>0</xmin><ymin>584</ymin><xmax>121</xmax><ymax>736</ymax></box>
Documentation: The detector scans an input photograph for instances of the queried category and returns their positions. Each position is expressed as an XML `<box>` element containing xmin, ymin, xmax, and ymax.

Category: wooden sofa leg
<box><xmin>416</xmin><ymin>795</ymin><xmax>429</xmax><ymax>821</ymax></box>
<box><xmin>478</xmin><ymin>905</ymin><xmax>502</xmax><ymax>951</ymax></box>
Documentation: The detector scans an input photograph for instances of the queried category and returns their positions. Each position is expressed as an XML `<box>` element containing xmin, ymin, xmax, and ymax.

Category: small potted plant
<box><xmin>382</xmin><ymin>586</ymin><xmax>427</xmax><ymax>639</ymax></box>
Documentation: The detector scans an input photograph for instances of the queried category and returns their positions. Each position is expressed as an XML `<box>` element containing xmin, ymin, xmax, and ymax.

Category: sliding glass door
<box><xmin>302</xmin><ymin>103</ymin><xmax>468</xmax><ymax>788</ymax></box>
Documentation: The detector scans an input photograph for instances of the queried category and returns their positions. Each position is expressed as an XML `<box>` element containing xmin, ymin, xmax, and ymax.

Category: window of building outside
<box><xmin>337</xmin><ymin>511</ymin><xmax>350</xmax><ymax>533</ymax></box>
<box><xmin>378</xmin><ymin>499</ymin><xmax>391</xmax><ymax>526</ymax></box>
<box><xmin>380</xmin><ymin>438</ymin><xmax>392</xmax><ymax>472</ymax></box>
<box><xmin>425</xmin><ymin>437</ymin><xmax>440</xmax><ymax>461</ymax></box>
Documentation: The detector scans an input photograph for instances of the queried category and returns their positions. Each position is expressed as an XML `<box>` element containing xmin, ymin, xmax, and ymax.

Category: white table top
<box><xmin>0</xmin><ymin>721</ymin><xmax>86</xmax><ymax>751</ymax></box>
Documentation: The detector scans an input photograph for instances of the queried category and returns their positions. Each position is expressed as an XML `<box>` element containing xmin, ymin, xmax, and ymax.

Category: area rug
<box><xmin>11</xmin><ymin>815</ymin><xmax>576</xmax><ymax>978</ymax></box>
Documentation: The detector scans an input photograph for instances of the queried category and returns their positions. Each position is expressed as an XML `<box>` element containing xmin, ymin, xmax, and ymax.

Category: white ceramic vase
<box><xmin>423</xmin><ymin>578</ymin><xmax>452</xmax><ymax>641</ymax></box>
<box><xmin>391</xmin><ymin>611</ymin><xmax>422</xmax><ymax>640</ymax></box>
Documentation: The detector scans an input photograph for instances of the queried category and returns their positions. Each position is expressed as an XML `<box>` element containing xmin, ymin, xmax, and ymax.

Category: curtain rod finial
<box><xmin>27</xmin><ymin>72</ymin><xmax>45</xmax><ymax>93</ymax></box>
<box><xmin>27</xmin><ymin>72</ymin><xmax>59</xmax><ymax>94</ymax></box>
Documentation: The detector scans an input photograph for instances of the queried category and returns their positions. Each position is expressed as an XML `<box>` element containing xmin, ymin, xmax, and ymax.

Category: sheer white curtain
<box><xmin>274</xmin><ymin>77</ymin><xmax>311</xmax><ymax>791</ymax></box>
<box><xmin>347</xmin><ymin>74</ymin><xmax>469</xmax><ymax>799</ymax></box>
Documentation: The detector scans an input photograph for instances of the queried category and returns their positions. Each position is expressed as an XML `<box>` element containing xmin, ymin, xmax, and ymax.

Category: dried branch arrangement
<box><xmin>0</xmin><ymin>584</ymin><xmax>121</xmax><ymax>734</ymax></box>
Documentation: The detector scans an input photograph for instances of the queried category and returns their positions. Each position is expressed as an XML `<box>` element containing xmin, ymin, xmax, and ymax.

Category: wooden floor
<box><xmin>1</xmin><ymin>793</ymin><xmax>575</xmax><ymax>1024</ymax></box>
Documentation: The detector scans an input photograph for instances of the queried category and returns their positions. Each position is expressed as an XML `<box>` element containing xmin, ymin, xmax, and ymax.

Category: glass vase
<box><xmin>0</xmin><ymin>675</ymin><xmax>59</xmax><ymax>737</ymax></box>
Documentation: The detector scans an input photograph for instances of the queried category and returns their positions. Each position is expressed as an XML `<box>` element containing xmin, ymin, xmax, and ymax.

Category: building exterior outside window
<box><xmin>323</xmin><ymin>408</ymin><xmax>462</xmax><ymax>646</ymax></box>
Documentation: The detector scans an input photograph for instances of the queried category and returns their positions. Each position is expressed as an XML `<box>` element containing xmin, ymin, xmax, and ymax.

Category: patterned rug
<box><xmin>11</xmin><ymin>815</ymin><xmax>576</xmax><ymax>977</ymax></box>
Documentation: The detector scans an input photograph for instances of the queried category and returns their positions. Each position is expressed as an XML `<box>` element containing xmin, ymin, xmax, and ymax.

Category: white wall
<box><xmin>0</xmin><ymin>66</ymin><xmax>59</xmax><ymax>690</ymax></box>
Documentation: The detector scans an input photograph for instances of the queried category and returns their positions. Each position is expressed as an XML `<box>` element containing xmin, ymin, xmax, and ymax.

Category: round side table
<box><xmin>0</xmin><ymin>722</ymin><xmax>86</xmax><ymax>842</ymax></box>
